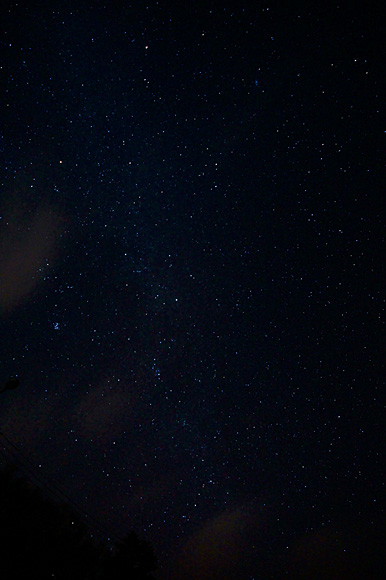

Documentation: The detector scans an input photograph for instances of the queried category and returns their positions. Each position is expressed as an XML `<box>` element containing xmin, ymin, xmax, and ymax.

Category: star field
<box><xmin>0</xmin><ymin>2</ymin><xmax>384</xmax><ymax>578</ymax></box>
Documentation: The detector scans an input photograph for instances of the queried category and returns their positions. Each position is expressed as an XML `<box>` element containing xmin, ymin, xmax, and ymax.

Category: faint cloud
<box><xmin>286</xmin><ymin>519</ymin><xmax>386</xmax><ymax>580</ymax></box>
<box><xmin>0</xmin><ymin>197</ymin><xmax>67</xmax><ymax>313</ymax></box>
<box><xmin>73</xmin><ymin>376</ymin><xmax>140</xmax><ymax>443</ymax></box>
<box><xmin>173</xmin><ymin>504</ymin><xmax>260</xmax><ymax>580</ymax></box>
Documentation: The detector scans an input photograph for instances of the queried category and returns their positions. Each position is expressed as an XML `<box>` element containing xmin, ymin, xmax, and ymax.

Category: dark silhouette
<box><xmin>0</xmin><ymin>464</ymin><xmax>157</xmax><ymax>579</ymax></box>
<box><xmin>0</xmin><ymin>376</ymin><xmax>20</xmax><ymax>394</ymax></box>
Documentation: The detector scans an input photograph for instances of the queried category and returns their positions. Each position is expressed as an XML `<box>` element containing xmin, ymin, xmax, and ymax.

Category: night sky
<box><xmin>1</xmin><ymin>1</ymin><xmax>384</xmax><ymax>578</ymax></box>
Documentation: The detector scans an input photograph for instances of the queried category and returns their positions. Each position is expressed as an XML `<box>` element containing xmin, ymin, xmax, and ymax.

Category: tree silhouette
<box><xmin>0</xmin><ymin>464</ymin><xmax>157</xmax><ymax>579</ymax></box>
